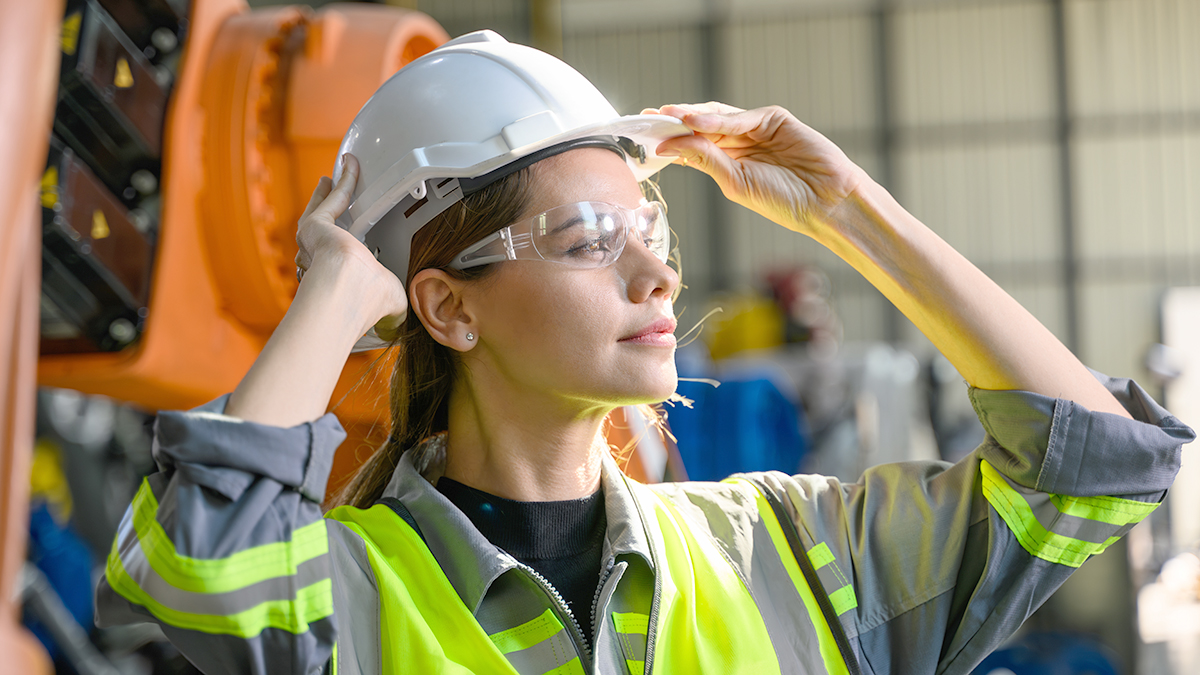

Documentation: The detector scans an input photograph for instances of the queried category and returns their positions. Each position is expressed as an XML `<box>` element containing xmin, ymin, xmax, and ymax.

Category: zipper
<box><xmin>589</xmin><ymin>556</ymin><xmax>616</xmax><ymax>641</ymax></box>
<box><xmin>620</xmin><ymin>473</ymin><xmax>662</xmax><ymax>675</ymax></box>
<box><xmin>643</xmin><ymin>558</ymin><xmax>662</xmax><ymax>675</ymax></box>
<box><xmin>511</xmin><ymin>559</ymin><xmax>593</xmax><ymax>668</ymax></box>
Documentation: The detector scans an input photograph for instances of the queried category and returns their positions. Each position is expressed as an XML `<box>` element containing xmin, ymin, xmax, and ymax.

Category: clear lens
<box><xmin>637</xmin><ymin>202</ymin><xmax>669</xmax><ymax>263</ymax></box>
<box><xmin>532</xmin><ymin>202</ymin><xmax>627</xmax><ymax>266</ymax></box>
<box><xmin>451</xmin><ymin>200</ymin><xmax>670</xmax><ymax>270</ymax></box>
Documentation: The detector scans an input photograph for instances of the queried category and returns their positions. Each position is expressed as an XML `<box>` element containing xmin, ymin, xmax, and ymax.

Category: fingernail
<box><xmin>657</xmin><ymin>149</ymin><xmax>681</xmax><ymax>158</ymax></box>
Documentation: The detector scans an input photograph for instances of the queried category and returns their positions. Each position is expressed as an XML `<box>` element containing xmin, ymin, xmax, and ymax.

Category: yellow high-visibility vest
<box><xmin>327</xmin><ymin>478</ymin><xmax>854</xmax><ymax>674</ymax></box>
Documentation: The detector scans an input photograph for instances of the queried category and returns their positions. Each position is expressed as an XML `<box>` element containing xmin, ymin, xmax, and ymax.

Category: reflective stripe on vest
<box><xmin>722</xmin><ymin>479</ymin><xmax>853</xmax><ymax>675</ymax></box>
<box><xmin>328</xmin><ymin>481</ymin><xmax>854</xmax><ymax>674</ymax></box>
<box><xmin>631</xmin><ymin>485</ymin><xmax>782</xmax><ymax>674</ymax></box>
<box><xmin>489</xmin><ymin>608</ymin><xmax>586</xmax><ymax>675</ymax></box>
<box><xmin>807</xmin><ymin>543</ymin><xmax>857</xmax><ymax>617</ymax></box>
<box><xmin>611</xmin><ymin>611</ymin><xmax>649</xmax><ymax>674</ymax></box>
<box><xmin>328</xmin><ymin>503</ymin><xmax>522</xmax><ymax>674</ymax></box>
<box><xmin>623</xmin><ymin>480</ymin><xmax>853</xmax><ymax>675</ymax></box>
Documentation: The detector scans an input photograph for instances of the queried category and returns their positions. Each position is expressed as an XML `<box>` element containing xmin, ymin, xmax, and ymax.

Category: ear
<box><xmin>409</xmin><ymin>269</ymin><xmax>479</xmax><ymax>351</ymax></box>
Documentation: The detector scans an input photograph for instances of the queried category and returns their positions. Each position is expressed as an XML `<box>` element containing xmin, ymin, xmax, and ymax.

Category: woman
<box><xmin>96</xmin><ymin>32</ymin><xmax>1192</xmax><ymax>675</ymax></box>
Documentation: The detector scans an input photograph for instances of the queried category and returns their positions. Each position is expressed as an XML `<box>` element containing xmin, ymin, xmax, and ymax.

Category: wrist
<box><xmin>298</xmin><ymin>251</ymin><xmax>394</xmax><ymax>338</ymax></box>
<box><xmin>802</xmin><ymin>164</ymin><xmax>875</xmax><ymax>238</ymax></box>
<box><xmin>812</xmin><ymin>175</ymin><xmax>901</xmax><ymax>248</ymax></box>
<box><xmin>811</xmin><ymin>177</ymin><xmax>935</xmax><ymax>304</ymax></box>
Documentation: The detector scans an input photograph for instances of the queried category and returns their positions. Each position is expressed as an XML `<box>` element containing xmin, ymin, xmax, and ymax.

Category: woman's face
<box><xmin>464</xmin><ymin>148</ymin><xmax>681</xmax><ymax>409</ymax></box>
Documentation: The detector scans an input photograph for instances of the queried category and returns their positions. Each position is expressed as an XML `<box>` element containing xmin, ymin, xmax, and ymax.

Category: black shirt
<box><xmin>436</xmin><ymin>477</ymin><xmax>607</xmax><ymax>648</ymax></box>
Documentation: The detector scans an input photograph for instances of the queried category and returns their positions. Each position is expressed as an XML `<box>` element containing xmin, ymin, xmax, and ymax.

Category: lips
<box><xmin>619</xmin><ymin>317</ymin><xmax>677</xmax><ymax>342</ymax></box>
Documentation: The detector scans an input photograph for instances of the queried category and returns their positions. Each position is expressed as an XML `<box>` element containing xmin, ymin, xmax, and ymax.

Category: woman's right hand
<box><xmin>295</xmin><ymin>154</ymin><xmax>408</xmax><ymax>340</ymax></box>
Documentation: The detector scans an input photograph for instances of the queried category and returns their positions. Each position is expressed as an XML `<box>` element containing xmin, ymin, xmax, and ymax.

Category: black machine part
<box><xmin>41</xmin><ymin>138</ymin><xmax>153</xmax><ymax>354</ymax></box>
<box><xmin>56</xmin><ymin>0</ymin><xmax>168</xmax><ymax>203</ymax></box>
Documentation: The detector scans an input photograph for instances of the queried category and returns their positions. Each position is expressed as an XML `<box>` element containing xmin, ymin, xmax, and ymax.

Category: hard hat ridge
<box><xmin>332</xmin><ymin>29</ymin><xmax>692</xmax><ymax>351</ymax></box>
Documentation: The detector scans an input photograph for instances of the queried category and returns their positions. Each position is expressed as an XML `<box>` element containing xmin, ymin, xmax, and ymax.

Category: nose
<box><xmin>619</xmin><ymin>230</ymin><xmax>680</xmax><ymax>304</ymax></box>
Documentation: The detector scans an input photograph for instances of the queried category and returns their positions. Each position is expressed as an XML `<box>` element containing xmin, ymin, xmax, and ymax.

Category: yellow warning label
<box><xmin>91</xmin><ymin>209</ymin><xmax>110</xmax><ymax>240</ymax></box>
<box><xmin>114</xmin><ymin>58</ymin><xmax>134</xmax><ymax>88</ymax></box>
<box><xmin>61</xmin><ymin>12</ymin><xmax>81</xmax><ymax>56</ymax></box>
<box><xmin>40</xmin><ymin>167</ymin><xmax>59</xmax><ymax>208</ymax></box>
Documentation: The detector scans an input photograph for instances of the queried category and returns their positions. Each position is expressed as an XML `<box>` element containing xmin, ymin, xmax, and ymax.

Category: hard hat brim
<box><xmin>342</xmin><ymin>114</ymin><xmax>692</xmax><ymax>240</ymax></box>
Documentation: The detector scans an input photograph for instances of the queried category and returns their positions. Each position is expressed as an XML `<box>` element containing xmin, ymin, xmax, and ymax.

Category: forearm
<box><xmin>226</xmin><ymin>257</ymin><xmax>379</xmax><ymax>427</ymax></box>
<box><xmin>815</xmin><ymin>176</ymin><xmax>1131</xmax><ymax>419</ymax></box>
<box><xmin>97</xmin><ymin>398</ymin><xmax>341</xmax><ymax>672</ymax></box>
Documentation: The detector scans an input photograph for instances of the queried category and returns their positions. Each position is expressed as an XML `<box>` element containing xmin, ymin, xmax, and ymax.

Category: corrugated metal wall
<box><xmin>1067</xmin><ymin>0</ymin><xmax>1200</xmax><ymax>381</ymax></box>
<box><xmin>415</xmin><ymin>0</ymin><xmax>1200</xmax><ymax>383</ymax></box>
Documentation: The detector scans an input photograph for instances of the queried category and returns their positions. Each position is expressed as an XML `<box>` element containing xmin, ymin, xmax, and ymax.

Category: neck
<box><xmin>443</xmin><ymin>371</ymin><xmax>611</xmax><ymax>502</ymax></box>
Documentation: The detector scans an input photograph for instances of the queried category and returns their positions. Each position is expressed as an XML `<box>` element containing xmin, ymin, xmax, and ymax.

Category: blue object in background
<box><xmin>23</xmin><ymin>502</ymin><xmax>95</xmax><ymax>660</ymax></box>
<box><xmin>668</xmin><ymin>375</ymin><xmax>809</xmax><ymax>481</ymax></box>
<box><xmin>972</xmin><ymin>632</ymin><xmax>1121</xmax><ymax>675</ymax></box>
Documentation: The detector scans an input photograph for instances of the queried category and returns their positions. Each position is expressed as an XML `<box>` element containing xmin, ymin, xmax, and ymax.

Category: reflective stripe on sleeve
<box><xmin>104</xmin><ymin>478</ymin><xmax>334</xmax><ymax>637</ymax></box>
<box><xmin>487</xmin><ymin>608</ymin><xmax>586</xmax><ymax>675</ymax></box>
<box><xmin>124</xmin><ymin>479</ymin><xmax>328</xmax><ymax>592</ymax></box>
<box><xmin>979</xmin><ymin>459</ymin><xmax>1159</xmax><ymax>568</ymax></box>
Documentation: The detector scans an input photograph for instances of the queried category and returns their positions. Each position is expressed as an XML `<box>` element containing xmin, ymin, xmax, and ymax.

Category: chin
<box><xmin>619</xmin><ymin>371</ymin><xmax>679</xmax><ymax>406</ymax></box>
<box><xmin>583</xmin><ymin>355</ymin><xmax>678</xmax><ymax>406</ymax></box>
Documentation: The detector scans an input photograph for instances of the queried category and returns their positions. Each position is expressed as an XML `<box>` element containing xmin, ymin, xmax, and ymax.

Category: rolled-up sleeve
<box><xmin>95</xmin><ymin>395</ymin><xmax>346</xmax><ymax>675</ymax></box>
<box><xmin>760</xmin><ymin>369</ymin><xmax>1194</xmax><ymax>675</ymax></box>
<box><xmin>971</xmin><ymin>368</ymin><xmax>1191</xmax><ymax>498</ymax></box>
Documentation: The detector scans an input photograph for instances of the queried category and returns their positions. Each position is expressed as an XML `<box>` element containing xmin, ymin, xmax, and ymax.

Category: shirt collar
<box><xmin>380</xmin><ymin>433</ymin><xmax>655</xmax><ymax>615</ymax></box>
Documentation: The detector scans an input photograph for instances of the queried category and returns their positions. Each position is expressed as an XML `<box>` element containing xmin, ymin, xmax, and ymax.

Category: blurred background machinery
<box><xmin>36</xmin><ymin>0</ymin><xmax>448</xmax><ymax>465</ymax></box>
<box><xmin>6</xmin><ymin>0</ymin><xmax>452</xmax><ymax>671</ymax></box>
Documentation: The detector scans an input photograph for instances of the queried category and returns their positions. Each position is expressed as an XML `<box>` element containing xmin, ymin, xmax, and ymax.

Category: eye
<box><xmin>568</xmin><ymin>235</ymin><xmax>614</xmax><ymax>258</ymax></box>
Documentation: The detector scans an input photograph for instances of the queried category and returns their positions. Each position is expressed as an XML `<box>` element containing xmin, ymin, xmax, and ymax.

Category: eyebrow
<box><xmin>548</xmin><ymin>214</ymin><xmax>591</xmax><ymax>235</ymax></box>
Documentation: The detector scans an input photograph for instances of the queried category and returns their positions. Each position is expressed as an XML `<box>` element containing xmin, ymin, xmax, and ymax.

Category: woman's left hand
<box><xmin>647</xmin><ymin>102</ymin><xmax>866</xmax><ymax>237</ymax></box>
<box><xmin>651</xmin><ymin>105</ymin><xmax>1134</xmax><ymax>419</ymax></box>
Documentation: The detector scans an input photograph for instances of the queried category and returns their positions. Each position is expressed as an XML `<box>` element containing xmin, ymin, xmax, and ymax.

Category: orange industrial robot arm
<box><xmin>31</xmin><ymin>0</ymin><xmax>673</xmax><ymax>507</ymax></box>
<box><xmin>35</xmin><ymin>0</ymin><xmax>449</xmax><ymax>496</ymax></box>
<box><xmin>2</xmin><ymin>0</ymin><xmax>61</xmax><ymax>671</ymax></box>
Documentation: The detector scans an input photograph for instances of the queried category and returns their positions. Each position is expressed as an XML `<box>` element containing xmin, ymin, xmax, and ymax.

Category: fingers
<box><xmin>301</xmin><ymin>177</ymin><xmax>333</xmax><ymax>220</ymax></box>
<box><xmin>312</xmin><ymin>154</ymin><xmax>360</xmax><ymax>221</ymax></box>
<box><xmin>679</xmin><ymin>107</ymin><xmax>777</xmax><ymax>140</ymax></box>
<box><xmin>296</xmin><ymin>154</ymin><xmax>360</xmax><ymax>273</ymax></box>
<box><xmin>655</xmin><ymin>134</ymin><xmax>743</xmax><ymax>193</ymax></box>
<box><xmin>297</xmin><ymin>176</ymin><xmax>333</xmax><ymax>273</ymax></box>
<box><xmin>645</xmin><ymin>101</ymin><xmax>745</xmax><ymax>118</ymax></box>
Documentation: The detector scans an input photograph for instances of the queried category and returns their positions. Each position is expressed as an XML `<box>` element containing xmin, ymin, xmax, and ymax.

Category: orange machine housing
<box><xmin>37</xmin><ymin>0</ymin><xmax>448</xmax><ymax>494</ymax></box>
<box><xmin>3</xmin><ymin>0</ymin><xmax>62</xmax><ymax>670</ymax></box>
<box><xmin>33</xmin><ymin>0</ymin><xmax>674</xmax><ymax>499</ymax></box>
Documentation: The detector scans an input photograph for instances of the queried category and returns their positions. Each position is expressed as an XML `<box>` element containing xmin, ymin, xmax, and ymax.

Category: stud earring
<box><xmin>466</xmin><ymin>332</ymin><xmax>474</xmax><ymax>341</ymax></box>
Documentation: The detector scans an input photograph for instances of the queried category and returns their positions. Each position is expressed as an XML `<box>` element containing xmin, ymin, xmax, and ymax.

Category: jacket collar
<box><xmin>380</xmin><ymin>432</ymin><xmax>655</xmax><ymax>614</ymax></box>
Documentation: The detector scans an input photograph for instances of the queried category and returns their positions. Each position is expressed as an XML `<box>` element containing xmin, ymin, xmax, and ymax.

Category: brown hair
<box><xmin>332</xmin><ymin>168</ymin><xmax>675</xmax><ymax>509</ymax></box>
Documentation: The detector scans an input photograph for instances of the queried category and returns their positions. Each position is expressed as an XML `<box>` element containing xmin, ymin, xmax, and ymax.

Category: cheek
<box><xmin>485</xmin><ymin>271</ymin><xmax>618</xmax><ymax>363</ymax></box>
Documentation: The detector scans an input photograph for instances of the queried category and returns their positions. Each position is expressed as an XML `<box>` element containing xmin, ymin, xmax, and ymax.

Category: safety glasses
<box><xmin>449</xmin><ymin>200</ymin><xmax>669</xmax><ymax>270</ymax></box>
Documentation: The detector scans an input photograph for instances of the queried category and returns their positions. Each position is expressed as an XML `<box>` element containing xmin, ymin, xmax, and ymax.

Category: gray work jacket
<box><xmin>96</xmin><ymin>370</ymin><xmax>1194</xmax><ymax>674</ymax></box>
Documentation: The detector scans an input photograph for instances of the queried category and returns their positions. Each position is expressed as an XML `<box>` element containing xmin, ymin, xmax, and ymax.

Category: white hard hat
<box><xmin>331</xmin><ymin>28</ymin><xmax>692</xmax><ymax>280</ymax></box>
<box><xmin>332</xmin><ymin>29</ymin><xmax>691</xmax><ymax>350</ymax></box>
